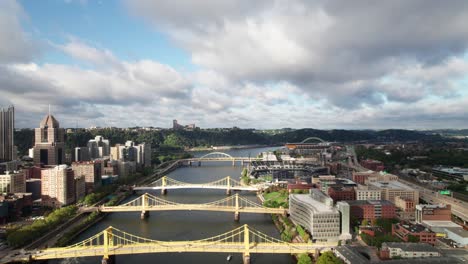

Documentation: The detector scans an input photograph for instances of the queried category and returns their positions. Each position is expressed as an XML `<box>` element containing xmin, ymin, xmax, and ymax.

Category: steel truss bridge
<box><xmin>134</xmin><ymin>176</ymin><xmax>260</xmax><ymax>194</ymax></box>
<box><xmin>16</xmin><ymin>225</ymin><xmax>333</xmax><ymax>264</ymax></box>
<box><xmin>187</xmin><ymin>152</ymin><xmax>258</xmax><ymax>166</ymax></box>
<box><xmin>98</xmin><ymin>193</ymin><xmax>287</xmax><ymax>220</ymax></box>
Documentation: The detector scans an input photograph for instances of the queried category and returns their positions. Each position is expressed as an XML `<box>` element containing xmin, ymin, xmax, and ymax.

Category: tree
<box><xmin>362</xmin><ymin>219</ymin><xmax>369</xmax><ymax>226</ymax></box>
<box><xmin>297</xmin><ymin>253</ymin><xmax>312</xmax><ymax>264</ymax></box>
<box><xmin>316</xmin><ymin>251</ymin><xmax>343</xmax><ymax>264</ymax></box>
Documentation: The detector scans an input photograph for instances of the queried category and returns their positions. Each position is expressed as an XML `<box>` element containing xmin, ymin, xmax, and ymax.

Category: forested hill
<box><xmin>14</xmin><ymin>128</ymin><xmax>443</xmax><ymax>156</ymax></box>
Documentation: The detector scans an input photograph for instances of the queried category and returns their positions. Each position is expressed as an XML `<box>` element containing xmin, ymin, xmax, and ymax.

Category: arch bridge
<box><xmin>187</xmin><ymin>152</ymin><xmax>258</xmax><ymax>166</ymax></box>
<box><xmin>300</xmin><ymin>137</ymin><xmax>326</xmax><ymax>143</ymax></box>
<box><xmin>15</xmin><ymin>225</ymin><xmax>334</xmax><ymax>264</ymax></box>
<box><xmin>98</xmin><ymin>193</ymin><xmax>286</xmax><ymax>221</ymax></box>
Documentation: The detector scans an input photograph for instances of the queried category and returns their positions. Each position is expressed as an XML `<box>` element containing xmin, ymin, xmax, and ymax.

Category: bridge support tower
<box><xmin>161</xmin><ymin>176</ymin><xmax>167</xmax><ymax>195</ymax></box>
<box><xmin>243</xmin><ymin>224</ymin><xmax>250</xmax><ymax>264</ymax></box>
<box><xmin>198</xmin><ymin>161</ymin><xmax>201</xmax><ymax>166</ymax></box>
<box><xmin>103</xmin><ymin>227</ymin><xmax>116</xmax><ymax>264</ymax></box>
<box><xmin>141</xmin><ymin>193</ymin><xmax>150</xmax><ymax>219</ymax></box>
<box><xmin>226</xmin><ymin>176</ymin><xmax>231</xmax><ymax>195</ymax></box>
<box><xmin>234</xmin><ymin>193</ymin><xmax>240</xmax><ymax>221</ymax></box>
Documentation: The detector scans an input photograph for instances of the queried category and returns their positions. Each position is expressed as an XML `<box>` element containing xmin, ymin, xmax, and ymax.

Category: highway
<box><xmin>398</xmin><ymin>178</ymin><xmax>468</xmax><ymax>223</ymax></box>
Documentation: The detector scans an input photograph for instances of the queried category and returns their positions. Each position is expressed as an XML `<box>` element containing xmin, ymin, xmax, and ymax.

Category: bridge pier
<box><xmin>198</xmin><ymin>161</ymin><xmax>201</xmax><ymax>166</ymax></box>
<box><xmin>141</xmin><ymin>211</ymin><xmax>149</xmax><ymax>219</ymax></box>
<box><xmin>234</xmin><ymin>212</ymin><xmax>240</xmax><ymax>221</ymax></box>
<box><xmin>243</xmin><ymin>253</ymin><xmax>250</xmax><ymax>264</ymax></box>
<box><xmin>161</xmin><ymin>188</ymin><xmax>167</xmax><ymax>195</ymax></box>
<box><xmin>102</xmin><ymin>255</ymin><xmax>115</xmax><ymax>264</ymax></box>
<box><xmin>226</xmin><ymin>189</ymin><xmax>231</xmax><ymax>195</ymax></box>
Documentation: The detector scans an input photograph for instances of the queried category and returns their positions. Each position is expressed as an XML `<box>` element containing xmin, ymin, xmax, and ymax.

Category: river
<box><xmin>55</xmin><ymin>146</ymin><xmax>294</xmax><ymax>264</ymax></box>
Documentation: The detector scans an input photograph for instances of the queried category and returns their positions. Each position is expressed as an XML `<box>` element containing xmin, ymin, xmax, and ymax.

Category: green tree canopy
<box><xmin>316</xmin><ymin>251</ymin><xmax>343</xmax><ymax>264</ymax></box>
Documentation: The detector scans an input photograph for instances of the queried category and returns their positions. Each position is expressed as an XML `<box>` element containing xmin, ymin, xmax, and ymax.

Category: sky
<box><xmin>1</xmin><ymin>0</ymin><xmax>468</xmax><ymax>129</ymax></box>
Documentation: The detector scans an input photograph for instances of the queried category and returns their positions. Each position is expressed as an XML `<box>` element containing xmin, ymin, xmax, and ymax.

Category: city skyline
<box><xmin>1</xmin><ymin>1</ymin><xmax>468</xmax><ymax>129</ymax></box>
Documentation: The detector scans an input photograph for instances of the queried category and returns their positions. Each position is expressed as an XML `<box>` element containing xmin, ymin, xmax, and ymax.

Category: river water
<box><xmin>57</xmin><ymin>146</ymin><xmax>294</xmax><ymax>264</ymax></box>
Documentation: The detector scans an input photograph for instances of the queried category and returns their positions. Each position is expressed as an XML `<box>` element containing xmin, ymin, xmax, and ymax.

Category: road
<box><xmin>398</xmin><ymin>179</ymin><xmax>468</xmax><ymax>223</ymax></box>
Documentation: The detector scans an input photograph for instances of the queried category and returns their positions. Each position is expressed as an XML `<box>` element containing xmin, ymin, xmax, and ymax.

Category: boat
<box><xmin>227</xmin><ymin>255</ymin><xmax>232</xmax><ymax>261</ymax></box>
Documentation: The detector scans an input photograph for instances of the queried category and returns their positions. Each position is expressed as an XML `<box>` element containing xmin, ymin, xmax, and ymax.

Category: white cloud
<box><xmin>0</xmin><ymin>0</ymin><xmax>38</xmax><ymax>63</ymax></box>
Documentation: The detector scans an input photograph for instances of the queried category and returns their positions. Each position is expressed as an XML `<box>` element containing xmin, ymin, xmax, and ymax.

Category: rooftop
<box><xmin>369</xmin><ymin>181</ymin><xmax>413</xmax><ymax>190</ymax></box>
<box><xmin>290</xmin><ymin>193</ymin><xmax>337</xmax><ymax>213</ymax></box>
<box><xmin>382</xmin><ymin>242</ymin><xmax>439</xmax><ymax>252</ymax></box>
<box><xmin>334</xmin><ymin>245</ymin><xmax>369</xmax><ymax>264</ymax></box>
<box><xmin>397</xmin><ymin>223</ymin><xmax>431</xmax><ymax>233</ymax></box>
<box><xmin>40</xmin><ymin>114</ymin><xmax>60</xmax><ymax>128</ymax></box>
<box><xmin>416</xmin><ymin>204</ymin><xmax>449</xmax><ymax>210</ymax></box>
<box><xmin>422</xmin><ymin>221</ymin><xmax>461</xmax><ymax>228</ymax></box>
<box><xmin>444</xmin><ymin>227</ymin><xmax>468</xmax><ymax>238</ymax></box>
<box><xmin>345</xmin><ymin>200</ymin><xmax>394</xmax><ymax>206</ymax></box>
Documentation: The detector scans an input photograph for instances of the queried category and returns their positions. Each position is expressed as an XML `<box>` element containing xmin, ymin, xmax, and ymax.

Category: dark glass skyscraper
<box><xmin>0</xmin><ymin>106</ymin><xmax>15</xmax><ymax>162</ymax></box>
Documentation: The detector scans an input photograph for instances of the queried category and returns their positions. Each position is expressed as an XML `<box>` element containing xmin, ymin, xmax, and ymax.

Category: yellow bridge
<box><xmin>14</xmin><ymin>225</ymin><xmax>333</xmax><ymax>264</ymax></box>
<box><xmin>134</xmin><ymin>176</ymin><xmax>260</xmax><ymax>194</ymax></box>
<box><xmin>98</xmin><ymin>193</ymin><xmax>287</xmax><ymax>221</ymax></box>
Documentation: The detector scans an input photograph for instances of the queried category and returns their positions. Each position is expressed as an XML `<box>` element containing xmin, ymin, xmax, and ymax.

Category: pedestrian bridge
<box><xmin>134</xmin><ymin>176</ymin><xmax>260</xmax><ymax>194</ymax></box>
<box><xmin>98</xmin><ymin>193</ymin><xmax>287</xmax><ymax>220</ymax></box>
<box><xmin>16</xmin><ymin>225</ymin><xmax>334</xmax><ymax>264</ymax></box>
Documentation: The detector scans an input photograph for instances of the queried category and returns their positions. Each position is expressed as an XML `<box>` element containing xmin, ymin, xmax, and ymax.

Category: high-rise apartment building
<box><xmin>33</xmin><ymin>114</ymin><xmax>65</xmax><ymax>166</ymax></box>
<box><xmin>0</xmin><ymin>171</ymin><xmax>26</xmax><ymax>194</ymax></box>
<box><xmin>87</xmin><ymin>136</ymin><xmax>110</xmax><ymax>159</ymax></box>
<box><xmin>72</xmin><ymin>161</ymin><xmax>102</xmax><ymax>192</ymax></box>
<box><xmin>41</xmin><ymin>165</ymin><xmax>75</xmax><ymax>207</ymax></box>
<box><xmin>111</xmin><ymin>141</ymin><xmax>151</xmax><ymax>168</ymax></box>
<box><xmin>0</xmin><ymin>106</ymin><xmax>15</xmax><ymax>162</ymax></box>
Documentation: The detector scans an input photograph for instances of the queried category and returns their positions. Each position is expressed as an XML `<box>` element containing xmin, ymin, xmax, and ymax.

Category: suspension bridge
<box><xmin>134</xmin><ymin>176</ymin><xmax>260</xmax><ymax>194</ymax></box>
<box><xmin>11</xmin><ymin>225</ymin><xmax>333</xmax><ymax>264</ymax></box>
<box><xmin>97</xmin><ymin>193</ymin><xmax>287</xmax><ymax>220</ymax></box>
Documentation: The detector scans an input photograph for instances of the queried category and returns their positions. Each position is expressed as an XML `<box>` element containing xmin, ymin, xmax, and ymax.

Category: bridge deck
<box><xmin>100</xmin><ymin>205</ymin><xmax>286</xmax><ymax>214</ymax></box>
<box><xmin>134</xmin><ymin>185</ymin><xmax>258</xmax><ymax>191</ymax></box>
<box><xmin>31</xmin><ymin>243</ymin><xmax>329</xmax><ymax>260</ymax></box>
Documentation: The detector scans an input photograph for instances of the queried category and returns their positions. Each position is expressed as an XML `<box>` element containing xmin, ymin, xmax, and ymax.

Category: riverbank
<box><xmin>258</xmin><ymin>193</ymin><xmax>313</xmax><ymax>264</ymax></box>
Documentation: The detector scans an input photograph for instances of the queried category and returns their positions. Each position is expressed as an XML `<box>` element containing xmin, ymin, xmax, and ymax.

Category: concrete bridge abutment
<box><xmin>140</xmin><ymin>211</ymin><xmax>149</xmax><ymax>220</ymax></box>
<box><xmin>234</xmin><ymin>212</ymin><xmax>240</xmax><ymax>222</ymax></box>
<box><xmin>243</xmin><ymin>254</ymin><xmax>250</xmax><ymax>264</ymax></box>
<box><xmin>102</xmin><ymin>255</ymin><xmax>115</xmax><ymax>264</ymax></box>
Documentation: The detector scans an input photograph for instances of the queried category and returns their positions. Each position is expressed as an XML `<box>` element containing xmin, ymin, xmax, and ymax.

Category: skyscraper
<box><xmin>0</xmin><ymin>106</ymin><xmax>15</xmax><ymax>162</ymax></box>
<box><xmin>33</xmin><ymin>113</ymin><xmax>65</xmax><ymax>165</ymax></box>
<box><xmin>41</xmin><ymin>165</ymin><xmax>75</xmax><ymax>207</ymax></box>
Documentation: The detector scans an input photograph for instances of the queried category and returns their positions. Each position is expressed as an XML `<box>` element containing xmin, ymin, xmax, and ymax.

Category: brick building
<box><xmin>392</xmin><ymin>223</ymin><xmax>436</xmax><ymax>245</ymax></box>
<box><xmin>415</xmin><ymin>204</ymin><xmax>451</xmax><ymax>223</ymax></box>
<box><xmin>328</xmin><ymin>186</ymin><xmax>356</xmax><ymax>202</ymax></box>
<box><xmin>344</xmin><ymin>200</ymin><xmax>396</xmax><ymax>221</ymax></box>
<box><xmin>395</xmin><ymin>196</ymin><xmax>416</xmax><ymax>220</ymax></box>
<box><xmin>360</xmin><ymin>159</ymin><xmax>385</xmax><ymax>171</ymax></box>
